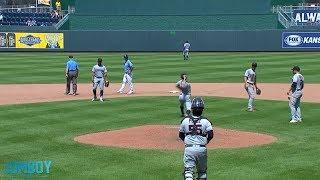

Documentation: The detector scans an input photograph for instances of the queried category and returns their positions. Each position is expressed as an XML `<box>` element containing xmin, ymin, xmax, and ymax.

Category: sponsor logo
<box><xmin>293</xmin><ymin>10</ymin><xmax>320</xmax><ymax>24</ymax></box>
<box><xmin>284</xmin><ymin>35</ymin><xmax>303</xmax><ymax>46</ymax></box>
<box><xmin>19</xmin><ymin>35</ymin><xmax>41</xmax><ymax>46</ymax></box>
<box><xmin>282</xmin><ymin>32</ymin><xmax>320</xmax><ymax>48</ymax></box>
<box><xmin>0</xmin><ymin>160</ymin><xmax>52</xmax><ymax>176</ymax></box>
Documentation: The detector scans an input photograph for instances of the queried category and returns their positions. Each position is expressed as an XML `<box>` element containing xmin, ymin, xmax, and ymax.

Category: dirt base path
<box><xmin>74</xmin><ymin>125</ymin><xmax>277</xmax><ymax>150</ymax></box>
<box><xmin>0</xmin><ymin>83</ymin><xmax>319</xmax><ymax>105</ymax></box>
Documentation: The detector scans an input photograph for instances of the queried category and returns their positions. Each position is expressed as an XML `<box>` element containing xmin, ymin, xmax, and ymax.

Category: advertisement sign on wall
<box><xmin>0</xmin><ymin>32</ymin><xmax>64</xmax><ymax>49</ymax></box>
<box><xmin>282</xmin><ymin>32</ymin><xmax>320</xmax><ymax>48</ymax></box>
<box><xmin>293</xmin><ymin>9</ymin><xmax>320</xmax><ymax>25</ymax></box>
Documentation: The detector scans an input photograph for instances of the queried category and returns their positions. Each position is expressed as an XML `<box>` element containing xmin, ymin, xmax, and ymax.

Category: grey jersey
<box><xmin>179</xmin><ymin>116</ymin><xmax>213</xmax><ymax>146</ymax></box>
<box><xmin>292</xmin><ymin>73</ymin><xmax>304</xmax><ymax>92</ymax></box>
<box><xmin>92</xmin><ymin>65</ymin><xmax>107</xmax><ymax>78</ymax></box>
<box><xmin>244</xmin><ymin>68</ymin><xmax>256</xmax><ymax>84</ymax></box>
<box><xmin>176</xmin><ymin>80</ymin><xmax>191</xmax><ymax>94</ymax></box>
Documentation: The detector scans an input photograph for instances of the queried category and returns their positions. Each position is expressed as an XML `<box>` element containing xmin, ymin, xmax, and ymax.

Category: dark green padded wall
<box><xmin>69</xmin><ymin>14</ymin><xmax>278</xmax><ymax>30</ymax></box>
<box><xmin>75</xmin><ymin>0</ymin><xmax>271</xmax><ymax>15</ymax></box>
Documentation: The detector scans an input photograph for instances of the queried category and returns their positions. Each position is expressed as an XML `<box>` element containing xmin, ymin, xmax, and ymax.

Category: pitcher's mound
<box><xmin>74</xmin><ymin>125</ymin><xmax>277</xmax><ymax>150</ymax></box>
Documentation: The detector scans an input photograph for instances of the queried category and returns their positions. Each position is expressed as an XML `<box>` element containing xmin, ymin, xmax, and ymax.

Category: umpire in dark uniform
<box><xmin>65</xmin><ymin>55</ymin><xmax>79</xmax><ymax>95</ymax></box>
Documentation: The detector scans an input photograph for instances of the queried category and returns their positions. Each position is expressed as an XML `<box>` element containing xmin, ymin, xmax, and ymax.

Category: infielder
<box><xmin>176</xmin><ymin>73</ymin><xmax>192</xmax><ymax>117</ymax></box>
<box><xmin>117</xmin><ymin>54</ymin><xmax>134</xmax><ymax>95</ymax></box>
<box><xmin>287</xmin><ymin>66</ymin><xmax>304</xmax><ymax>123</ymax></box>
<box><xmin>244</xmin><ymin>62</ymin><xmax>261</xmax><ymax>112</ymax></box>
<box><xmin>183</xmin><ymin>41</ymin><xmax>191</xmax><ymax>60</ymax></box>
<box><xmin>179</xmin><ymin>97</ymin><xmax>214</xmax><ymax>180</ymax></box>
<box><xmin>65</xmin><ymin>55</ymin><xmax>79</xmax><ymax>95</ymax></box>
<box><xmin>91</xmin><ymin>58</ymin><xmax>109</xmax><ymax>102</ymax></box>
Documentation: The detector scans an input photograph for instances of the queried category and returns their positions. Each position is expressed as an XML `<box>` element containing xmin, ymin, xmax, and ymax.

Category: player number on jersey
<box><xmin>188</xmin><ymin>124</ymin><xmax>202</xmax><ymax>135</ymax></box>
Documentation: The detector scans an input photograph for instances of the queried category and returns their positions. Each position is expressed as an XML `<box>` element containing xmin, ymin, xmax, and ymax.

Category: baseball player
<box><xmin>179</xmin><ymin>97</ymin><xmax>214</xmax><ymax>180</ymax></box>
<box><xmin>183</xmin><ymin>41</ymin><xmax>191</xmax><ymax>60</ymax></box>
<box><xmin>65</xmin><ymin>55</ymin><xmax>79</xmax><ymax>95</ymax></box>
<box><xmin>287</xmin><ymin>66</ymin><xmax>304</xmax><ymax>123</ymax></box>
<box><xmin>244</xmin><ymin>62</ymin><xmax>260</xmax><ymax>112</ymax></box>
<box><xmin>91</xmin><ymin>58</ymin><xmax>108</xmax><ymax>102</ymax></box>
<box><xmin>176</xmin><ymin>73</ymin><xmax>192</xmax><ymax>117</ymax></box>
<box><xmin>117</xmin><ymin>54</ymin><xmax>134</xmax><ymax>95</ymax></box>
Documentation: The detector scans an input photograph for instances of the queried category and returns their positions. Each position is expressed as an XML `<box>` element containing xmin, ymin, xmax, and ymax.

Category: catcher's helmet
<box><xmin>191</xmin><ymin>97</ymin><xmax>205</xmax><ymax>109</ymax></box>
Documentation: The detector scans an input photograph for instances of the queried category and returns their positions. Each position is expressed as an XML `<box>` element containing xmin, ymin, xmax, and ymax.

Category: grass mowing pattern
<box><xmin>0</xmin><ymin>52</ymin><xmax>319</xmax><ymax>84</ymax></box>
<box><xmin>0</xmin><ymin>96</ymin><xmax>319</xmax><ymax>179</ymax></box>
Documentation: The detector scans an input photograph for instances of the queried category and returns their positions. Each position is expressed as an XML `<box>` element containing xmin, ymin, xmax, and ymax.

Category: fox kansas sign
<box><xmin>282</xmin><ymin>32</ymin><xmax>320</xmax><ymax>48</ymax></box>
<box><xmin>293</xmin><ymin>9</ymin><xmax>320</xmax><ymax>24</ymax></box>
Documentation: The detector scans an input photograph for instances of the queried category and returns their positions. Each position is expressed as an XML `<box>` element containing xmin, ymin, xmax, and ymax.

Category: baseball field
<box><xmin>0</xmin><ymin>52</ymin><xmax>320</xmax><ymax>179</ymax></box>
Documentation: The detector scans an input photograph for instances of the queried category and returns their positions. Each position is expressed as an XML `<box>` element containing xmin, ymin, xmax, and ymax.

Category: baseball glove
<box><xmin>256</xmin><ymin>88</ymin><xmax>261</xmax><ymax>95</ymax></box>
<box><xmin>105</xmin><ymin>81</ymin><xmax>110</xmax><ymax>87</ymax></box>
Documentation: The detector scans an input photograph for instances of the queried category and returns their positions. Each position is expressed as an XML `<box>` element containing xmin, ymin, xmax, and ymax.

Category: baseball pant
<box><xmin>289</xmin><ymin>91</ymin><xmax>302</xmax><ymax>120</ymax></box>
<box><xmin>93</xmin><ymin>77</ymin><xmax>105</xmax><ymax>90</ymax></box>
<box><xmin>118</xmin><ymin>73</ymin><xmax>134</xmax><ymax>92</ymax></box>
<box><xmin>245</xmin><ymin>84</ymin><xmax>255</xmax><ymax>110</ymax></box>
<box><xmin>66</xmin><ymin>70</ymin><xmax>78</xmax><ymax>94</ymax></box>
<box><xmin>184</xmin><ymin>146</ymin><xmax>207</xmax><ymax>180</ymax></box>
<box><xmin>183</xmin><ymin>50</ymin><xmax>189</xmax><ymax>60</ymax></box>
<box><xmin>179</xmin><ymin>93</ymin><xmax>191</xmax><ymax>111</ymax></box>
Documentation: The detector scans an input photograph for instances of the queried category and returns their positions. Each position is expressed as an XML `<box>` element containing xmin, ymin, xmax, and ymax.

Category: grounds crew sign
<box><xmin>282</xmin><ymin>32</ymin><xmax>320</xmax><ymax>48</ymax></box>
<box><xmin>0</xmin><ymin>32</ymin><xmax>64</xmax><ymax>49</ymax></box>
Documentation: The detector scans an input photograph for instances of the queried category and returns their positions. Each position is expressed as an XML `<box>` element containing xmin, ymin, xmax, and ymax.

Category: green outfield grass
<box><xmin>0</xmin><ymin>97</ymin><xmax>319</xmax><ymax>179</ymax></box>
<box><xmin>0</xmin><ymin>52</ymin><xmax>319</xmax><ymax>84</ymax></box>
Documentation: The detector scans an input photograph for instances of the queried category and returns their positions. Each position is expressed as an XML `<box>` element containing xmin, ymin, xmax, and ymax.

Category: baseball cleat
<box><xmin>290</xmin><ymin>119</ymin><xmax>299</xmax><ymax>123</ymax></box>
<box><xmin>127</xmin><ymin>91</ymin><xmax>134</xmax><ymax>95</ymax></box>
<box><xmin>91</xmin><ymin>98</ymin><xmax>96</xmax><ymax>101</ymax></box>
<box><xmin>117</xmin><ymin>90</ymin><xmax>123</xmax><ymax>94</ymax></box>
<box><xmin>246</xmin><ymin>109</ymin><xmax>254</xmax><ymax>112</ymax></box>
<box><xmin>99</xmin><ymin>97</ymin><xmax>104</xmax><ymax>102</ymax></box>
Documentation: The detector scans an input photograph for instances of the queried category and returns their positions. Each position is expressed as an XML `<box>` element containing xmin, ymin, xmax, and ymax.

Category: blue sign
<box><xmin>282</xmin><ymin>32</ymin><xmax>320</xmax><ymax>48</ymax></box>
<box><xmin>0</xmin><ymin>160</ymin><xmax>52</xmax><ymax>176</ymax></box>
<box><xmin>293</xmin><ymin>9</ymin><xmax>320</xmax><ymax>25</ymax></box>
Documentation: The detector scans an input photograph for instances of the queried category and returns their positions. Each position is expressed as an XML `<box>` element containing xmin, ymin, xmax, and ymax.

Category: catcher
<box><xmin>244</xmin><ymin>62</ymin><xmax>261</xmax><ymax>112</ymax></box>
<box><xmin>91</xmin><ymin>58</ymin><xmax>109</xmax><ymax>102</ymax></box>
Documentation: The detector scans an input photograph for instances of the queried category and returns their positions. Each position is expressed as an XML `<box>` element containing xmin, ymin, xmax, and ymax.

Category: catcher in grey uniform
<box><xmin>176</xmin><ymin>73</ymin><xmax>192</xmax><ymax>117</ymax></box>
<box><xmin>179</xmin><ymin>97</ymin><xmax>214</xmax><ymax>180</ymax></box>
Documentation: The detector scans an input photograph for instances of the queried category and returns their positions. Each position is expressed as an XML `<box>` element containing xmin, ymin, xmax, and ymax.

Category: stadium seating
<box><xmin>0</xmin><ymin>11</ymin><xmax>60</xmax><ymax>26</ymax></box>
<box><xmin>70</xmin><ymin>14</ymin><xmax>278</xmax><ymax>30</ymax></box>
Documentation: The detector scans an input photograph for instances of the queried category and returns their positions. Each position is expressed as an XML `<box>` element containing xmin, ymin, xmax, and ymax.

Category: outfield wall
<box><xmin>0</xmin><ymin>30</ymin><xmax>318</xmax><ymax>51</ymax></box>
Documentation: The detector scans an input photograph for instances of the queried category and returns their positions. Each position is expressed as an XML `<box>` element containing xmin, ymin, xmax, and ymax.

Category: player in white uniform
<box><xmin>183</xmin><ymin>41</ymin><xmax>191</xmax><ymax>60</ymax></box>
<box><xmin>91</xmin><ymin>58</ymin><xmax>108</xmax><ymax>102</ymax></box>
<box><xmin>244</xmin><ymin>62</ymin><xmax>260</xmax><ymax>112</ymax></box>
<box><xmin>287</xmin><ymin>66</ymin><xmax>304</xmax><ymax>123</ymax></box>
<box><xmin>176</xmin><ymin>73</ymin><xmax>191</xmax><ymax>117</ymax></box>
<box><xmin>179</xmin><ymin>97</ymin><xmax>214</xmax><ymax>180</ymax></box>
<box><xmin>117</xmin><ymin>54</ymin><xmax>134</xmax><ymax>95</ymax></box>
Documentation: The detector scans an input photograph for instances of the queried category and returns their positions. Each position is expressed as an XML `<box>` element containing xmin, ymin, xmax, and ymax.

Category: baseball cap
<box><xmin>291</xmin><ymin>65</ymin><xmax>300</xmax><ymax>71</ymax></box>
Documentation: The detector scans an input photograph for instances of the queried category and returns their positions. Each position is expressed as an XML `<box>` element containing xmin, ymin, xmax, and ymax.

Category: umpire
<box><xmin>65</xmin><ymin>55</ymin><xmax>79</xmax><ymax>95</ymax></box>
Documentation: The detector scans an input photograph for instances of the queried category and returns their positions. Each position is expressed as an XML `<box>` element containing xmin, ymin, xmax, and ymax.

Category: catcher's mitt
<box><xmin>256</xmin><ymin>88</ymin><xmax>261</xmax><ymax>95</ymax></box>
<box><xmin>105</xmin><ymin>81</ymin><xmax>110</xmax><ymax>87</ymax></box>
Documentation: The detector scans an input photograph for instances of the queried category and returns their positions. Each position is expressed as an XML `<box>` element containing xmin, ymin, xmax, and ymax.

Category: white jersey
<box><xmin>179</xmin><ymin>116</ymin><xmax>213</xmax><ymax>146</ymax></box>
<box><xmin>176</xmin><ymin>80</ymin><xmax>191</xmax><ymax>95</ymax></box>
<box><xmin>183</xmin><ymin>43</ymin><xmax>190</xmax><ymax>51</ymax></box>
<box><xmin>92</xmin><ymin>64</ymin><xmax>107</xmax><ymax>78</ymax></box>
<box><xmin>244</xmin><ymin>68</ymin><xmax>256</xmax><ymax>84</ymax></box>
<box><xmin>292</xmin><ymin>73</ymin><xmax>304</xmax><ymax>92</ymax></box>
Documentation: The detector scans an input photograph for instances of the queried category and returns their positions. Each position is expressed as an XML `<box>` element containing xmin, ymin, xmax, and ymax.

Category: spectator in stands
<box><xmin>0</xmin><ymin>13</ymin><xmax>3</xmax><ymax>22</ymax></box>
<box><xmin>55</xmin><ymin>0</ymin><xmax>62</xmax><ymax>16</ymax></box>
<box><xmin>26</xmin><ymin>19</ymin><xmax>32</xmax><ymax>26</ymax></box>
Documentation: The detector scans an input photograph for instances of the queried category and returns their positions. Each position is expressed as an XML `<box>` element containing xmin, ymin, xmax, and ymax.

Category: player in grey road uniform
<box><xmin>179</xmin><ymin>97</ymin><xmax>214</xmax><ymax>180</ymax></box>
<box><xmin>287</xmin><ymin>66</ymin><xmax>304</xmax><ymax>123</ymax></box>
<box><xmin>244</xmin><ymin>62</ymin><xmax>259</xmax><ymax>111</ymax></box>
<box><xmin>176</xmin><ymin>73</ymin><xmax>192</xmax><ymax>117</ymax></box>
<box><xmin>183</xmin><ymin>41</ymin><xmax>191</xmax><ymax>60</ymax></box>
<box><xmin>91</xmin><ymin>58</ymin><xmax>108</xmax><ymax>102</ymax></box>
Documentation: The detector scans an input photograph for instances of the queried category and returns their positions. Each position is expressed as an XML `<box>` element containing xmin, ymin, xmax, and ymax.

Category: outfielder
<box><xmin>244</xmin><ymin>62</ymin><xmax>261</xmax><ymax>112</ymax></box>
<box><xmin>117</xmin><ymin>54</ymin><xmax>134</xmax><ymax>95</ymax></box>
<box><xmin>176</xmin><ymin>73</ymin><xmax>191</xmax><ymax>117</ymax></box>
<box><xmin>179</xmin><ymin>97</ymin><xmax>214</xmax><ymax>180</ymax></box>
<box><xmin>65</xmin><ymin>55</ymin><xmax>79</xmax><ymax>95</ymax></box>
<box><xmin>91</xmin><ymin>58</ymin><xmax>109</xmax><ymax>102</ymax></box>
<box><xmin>287</xmin><ymin>66</ymin><xmax>304</xmax><ymax>123</ymax></box>
<box><xmin>183</xmin><ymin>41</ymin><xmax>191</xmax><ymax>60</ymax></box>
